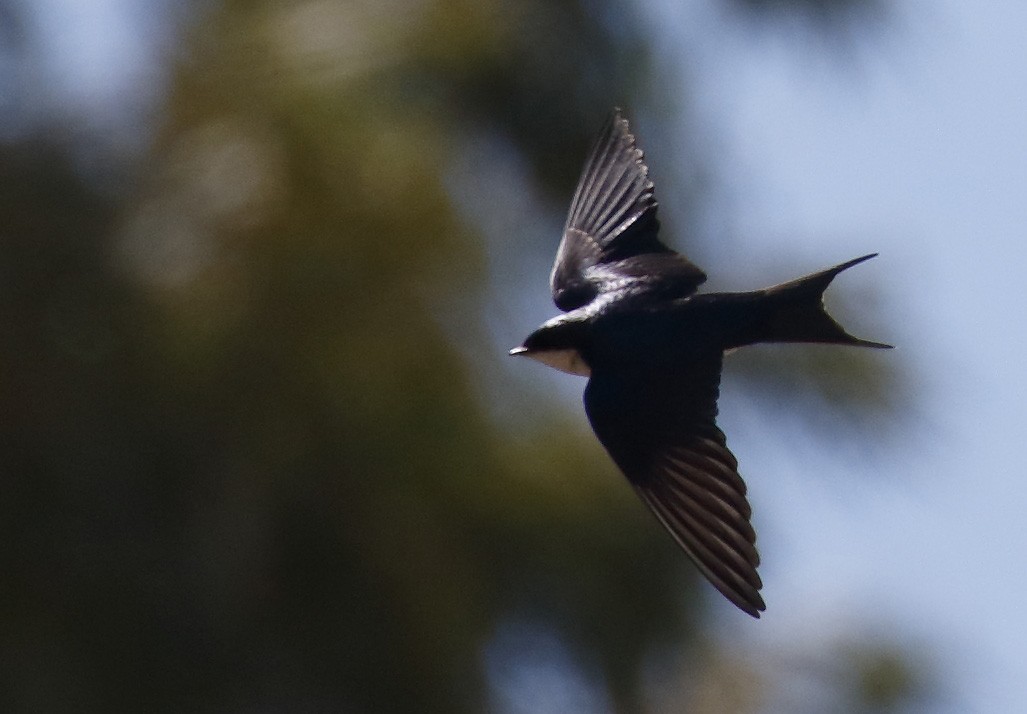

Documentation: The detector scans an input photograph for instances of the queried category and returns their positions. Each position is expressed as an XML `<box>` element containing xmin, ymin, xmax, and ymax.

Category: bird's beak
<box><xmin>509</xmin><ymin>346</ymin><xmax>528</xmax><ymax>357</ymax></box>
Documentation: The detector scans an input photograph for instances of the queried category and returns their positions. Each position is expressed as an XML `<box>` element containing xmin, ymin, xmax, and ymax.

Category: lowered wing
<box><xmin>583</xmin><ymin>354</ymin><xmax>765</xmax><ymax>617</ymax></box>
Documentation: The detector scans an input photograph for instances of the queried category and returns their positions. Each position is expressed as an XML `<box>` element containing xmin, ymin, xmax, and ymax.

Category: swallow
<box><xmin>510</xmin><ymin>109</ymin><xmax>891</xmax><ymax>617</ymax></box>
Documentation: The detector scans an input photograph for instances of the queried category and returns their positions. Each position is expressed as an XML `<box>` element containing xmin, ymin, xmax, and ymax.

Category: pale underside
<box><xmin>523</xmin><ymin>348</ymin><xmax>591</xmax><ymax>377</ymax></box>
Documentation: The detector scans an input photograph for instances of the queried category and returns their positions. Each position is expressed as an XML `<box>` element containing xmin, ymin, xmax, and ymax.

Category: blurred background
<box><xmin>1</xmin><ymin>0</ymin><xmax>1023</xmax><ymax>711</ymax></box>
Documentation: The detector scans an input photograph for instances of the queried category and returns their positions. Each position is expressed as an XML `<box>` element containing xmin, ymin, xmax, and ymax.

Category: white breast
<box><xmin>525</xmin><ymin>348</ymin><xmax>591</xmax><ymax>377</ymax></box>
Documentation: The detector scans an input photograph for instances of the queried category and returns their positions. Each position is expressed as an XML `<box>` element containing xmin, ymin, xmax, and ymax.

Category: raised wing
<box><xmin>583</xmin><ymin>354</ymin><xmax>765</xmax><ymax>617</ymax></box>
<box><xmin>550</xmin><ymin>109</ymin><xmax>707</xmax><ymax>312</ymax></box>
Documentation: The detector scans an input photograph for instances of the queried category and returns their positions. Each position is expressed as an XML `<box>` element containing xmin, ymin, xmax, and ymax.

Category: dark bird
<box><xmin>510</xmin><ymin>109</ymin><xmax>891</xmax><ymax>618</ymax></box>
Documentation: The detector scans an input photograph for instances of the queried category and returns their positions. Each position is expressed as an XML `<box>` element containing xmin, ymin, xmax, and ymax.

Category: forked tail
<box><xmin>759</xmin><ymin>253</ymin><xmax>892</xmax><ymax>348</ymax></box>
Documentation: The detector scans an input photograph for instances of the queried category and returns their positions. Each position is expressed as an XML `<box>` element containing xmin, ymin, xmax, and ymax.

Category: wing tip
<box><xmin>635</xmin><ymin>484</ymin><xmax>766</xmax><ymax>619</ymax></box>
<box><xmin>737</xmin><ymin>592</ymin><xmax>767</xmax><ymax>619</ymax></box>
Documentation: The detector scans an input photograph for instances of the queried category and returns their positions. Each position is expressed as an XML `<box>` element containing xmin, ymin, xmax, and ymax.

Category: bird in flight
<box><xmin>510</xmin><ymin>109</ymin><xmax>891</xmax><ymax>617</ymax></box>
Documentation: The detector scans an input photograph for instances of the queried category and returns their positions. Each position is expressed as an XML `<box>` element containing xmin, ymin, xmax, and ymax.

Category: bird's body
<box><xmin>511</xmin><ymin>109</ymin><xmax>891</xmax><ymax>618</ymax></box>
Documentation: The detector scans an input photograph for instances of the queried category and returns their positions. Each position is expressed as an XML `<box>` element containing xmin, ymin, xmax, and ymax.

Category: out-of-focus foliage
<box><xmin>727</xmin><ymin>0</ymin><xmax>888</xmax><ymax>34</ymax></box>
<box><xmin>0</xmin><ymin>0</ymin><xmax>929</xmax><ymax>712</ymax></box>
<box><xmin>653</xmin><ymin>633</ymin><xmax>932</xmax><ymax>713</ymax></box>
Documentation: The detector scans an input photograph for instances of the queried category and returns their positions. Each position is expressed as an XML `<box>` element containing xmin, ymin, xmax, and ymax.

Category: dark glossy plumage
<box><xmin>550</xmin><ymin>111</ymin><xmax>706</xmax><ymax>312</ymax></box>
<box><xmin>584</xmin><ymin>353</ymin><xmax>765</xmax><ymax>616</ymax></box>
<box><xmin>512</xmin><ymin>109</ymin><xmax>890</xmax><ymax>617</ymax></box>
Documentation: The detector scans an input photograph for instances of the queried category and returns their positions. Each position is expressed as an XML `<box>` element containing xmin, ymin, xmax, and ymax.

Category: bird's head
<box><xmin>509</xmin><ymin>315</ymin><xmax>591</xmax><ymax>377</ymax></box>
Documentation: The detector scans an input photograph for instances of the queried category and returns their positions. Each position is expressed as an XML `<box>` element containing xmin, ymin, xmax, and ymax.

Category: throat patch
<box><xmin>528</xmin><ymin>348</ymin><xmax>591</xmax><ymax>377</ymax></box>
